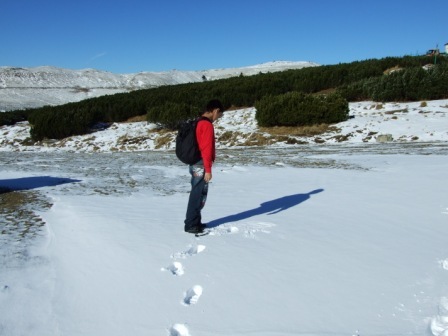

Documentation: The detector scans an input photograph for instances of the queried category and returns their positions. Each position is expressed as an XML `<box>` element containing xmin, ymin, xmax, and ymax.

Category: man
<box><xmin>184</xmin><ymin>99</ymin><xmax>224</xmax><ymax>234</ymax></box>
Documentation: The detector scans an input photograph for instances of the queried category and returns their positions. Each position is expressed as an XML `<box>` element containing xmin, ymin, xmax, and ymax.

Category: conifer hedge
<box><xmin>147</xmin><ymin>102</ymin><xmax>201</xmax><ymax>129</ymax></box>
<box><xmin>255</xmin><ymin>92</ymin><xmax>349</xmax><ymax>127</ymax></box>
<box><xmin>0</xmin><ymin>110</ymin><xmax>30</xmax><ymax>126</ymax></box>
<box><xmin>337</xmin><ymin>62</ymin><xmax>448</xmax><ymax>102</ymax></box>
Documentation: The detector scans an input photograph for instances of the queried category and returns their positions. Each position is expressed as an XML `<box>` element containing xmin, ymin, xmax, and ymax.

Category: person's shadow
<box><xmin>207</xmin><ymin>189</ymin><xmax>324</xmax><ymax>228</ymax></box>
<box><xmin>0</xmin><ymin>176</ymin><xmax>81</xmax><ymax>194</ymax></box>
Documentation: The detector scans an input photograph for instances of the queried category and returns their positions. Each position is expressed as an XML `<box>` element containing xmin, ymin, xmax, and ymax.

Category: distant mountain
<box><xmin>0</xmin><ymin>61</ymin><xmax>319</xmax><ymax>111</ymax></box>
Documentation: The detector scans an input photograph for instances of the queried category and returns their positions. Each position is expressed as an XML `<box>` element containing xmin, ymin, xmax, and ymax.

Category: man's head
<box><xmin>202</xmin><ymin>99</ymin><xmax>224</xmax><ymax>122</ymax></box>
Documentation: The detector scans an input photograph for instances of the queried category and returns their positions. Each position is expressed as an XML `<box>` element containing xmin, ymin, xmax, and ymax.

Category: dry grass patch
<box><xmin>152</xmin><ymin>128</ymin><xmax>173</xmax><ymax>134</ymax></box>
<box><xmin>125</xmin><ymin>115</ymin><xmax>147</xmax><ymax>123</ymax></box>
<box><xmin>217</xmin><ymin>131</ymin><xmax>236</xmax><ymax>142</ymax></box>
<box><xmin>217</xmin><ymin>131</ymin><xmax>272</xmax><ymax>146</ymax></box>
<box><xmin>385</xmin><ymin>108</ymin><xmax>408</xmax><ymax>114</ymax></box>
<box><xmin>118</xmin><ymin>136</ymin><xmax>149</xmax><ymax>146</ymax></box>
<box><xmin>154</xmin><ymin>133</ymin><xmax>174</xmax><ymax>149</ymax></box>
<box><xmin>375</xmin><ymin>103</ymin><xmax>384</xmax><ymax>110</ymax></box>
<box><xmin>240</xmin><ymin>133</ymin><xmax>273</xmax><ymax>146</ymax></box>
<box><xmin>0</xmin><ymin>190</ymin><xmax>51</xmax><ymax>239</ymax></box>
<box><xmin>260</xmin><ymin>124</ymin><xmax>338</xmax><ymax>137</ymax></box>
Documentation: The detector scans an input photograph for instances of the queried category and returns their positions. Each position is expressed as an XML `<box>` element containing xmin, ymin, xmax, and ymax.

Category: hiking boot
<box><xmin>185</xmin><ymin>224</ymin><xmax>206</xmax><ymax>234</ymax></box>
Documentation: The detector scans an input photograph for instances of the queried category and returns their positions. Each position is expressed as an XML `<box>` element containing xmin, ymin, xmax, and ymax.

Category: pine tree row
<box><xmin>2</xmin><ymin>55</ymin><xmax>446</xmax><ymax>140</ymax></box>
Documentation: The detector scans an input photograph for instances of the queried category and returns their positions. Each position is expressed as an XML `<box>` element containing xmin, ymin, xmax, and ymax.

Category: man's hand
<box><xmin>204</xmin><ymin>172</ymin><xmax>212</xmax><ymax>183</ymax></box>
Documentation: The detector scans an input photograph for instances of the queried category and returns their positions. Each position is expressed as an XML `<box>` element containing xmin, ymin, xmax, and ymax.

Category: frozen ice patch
<box><xmin>183</xmin><ymin>285</ymin><xmax>203</xmax><ymax>305</ymax></box>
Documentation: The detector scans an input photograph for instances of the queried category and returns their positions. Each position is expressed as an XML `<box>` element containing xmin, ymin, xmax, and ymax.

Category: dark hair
<box><xmin>204</xmin><ymin>99</ymin><xmax>223</xmax><ymax>113</ymax></box>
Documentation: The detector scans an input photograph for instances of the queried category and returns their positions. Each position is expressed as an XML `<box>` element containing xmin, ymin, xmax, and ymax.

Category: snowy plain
<box><xmin>1</xmin><ymin>98</ymin><xmax>448</xmax><ymax>336</ymax></box>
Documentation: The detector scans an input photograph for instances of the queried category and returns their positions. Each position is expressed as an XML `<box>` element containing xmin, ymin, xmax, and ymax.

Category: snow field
<box><xmin>1</xmin><ymin>135</ymin><xmax>448</xmax><ymax>334</ymax></box>
<box><xmin>4</xmin><ymin>155</ymin><xmax>448</xmax><ymax>335</ymax></box>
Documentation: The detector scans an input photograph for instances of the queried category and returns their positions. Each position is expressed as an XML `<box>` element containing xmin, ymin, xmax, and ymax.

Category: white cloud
<box><xmin>89</xmin><ymin>52</ymin><xmax>107</xmax><ymax>62</ymax></box>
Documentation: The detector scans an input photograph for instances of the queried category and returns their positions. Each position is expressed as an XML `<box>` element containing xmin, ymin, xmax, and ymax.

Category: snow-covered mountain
<box><xmin>0</xmin><ymin>61</ymin><xmax>318</xmax><ymax>111</ymax></box>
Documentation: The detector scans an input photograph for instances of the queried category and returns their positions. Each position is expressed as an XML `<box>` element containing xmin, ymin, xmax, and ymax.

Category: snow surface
<box><xmin>1</xmin><ymin>98</ymin><xmax>448</xmax><ymax>336</ymax></box>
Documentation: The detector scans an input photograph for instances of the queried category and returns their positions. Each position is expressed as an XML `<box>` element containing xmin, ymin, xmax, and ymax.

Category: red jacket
<box><xmin>196</xmin><ymin>118</ymin><xmax>215</xmax><ymax>173</ymax></box>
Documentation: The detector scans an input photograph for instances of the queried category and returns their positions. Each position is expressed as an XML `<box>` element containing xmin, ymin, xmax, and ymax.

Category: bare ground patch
<box><xmin>0</xmin><ymin>190</ymin><xmax>52</xmax><ymax>246</ymax></box>
<box><xmin>260</xmin><ymin>124</ymin><xmax>338</xmax><ymax>137</ymax></box>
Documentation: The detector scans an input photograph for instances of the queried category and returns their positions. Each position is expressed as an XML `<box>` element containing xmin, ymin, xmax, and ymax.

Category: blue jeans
<box><xmin>184</xmin><ymin>161</ymin><xmax>209</xmax><ymax>230</ymax></box>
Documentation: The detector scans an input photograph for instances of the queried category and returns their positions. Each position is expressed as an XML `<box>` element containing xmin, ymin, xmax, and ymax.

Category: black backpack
<box><xmin>175</xmin><ymin>117</ymin><xmax>210</xmax><ymax>165</ymax></box>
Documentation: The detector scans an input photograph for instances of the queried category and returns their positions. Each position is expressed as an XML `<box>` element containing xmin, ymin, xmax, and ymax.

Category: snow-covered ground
<box><xmin>0</xmin><ymin>97</ymin><xmax>448</xmax><ymax>336</ymax></box>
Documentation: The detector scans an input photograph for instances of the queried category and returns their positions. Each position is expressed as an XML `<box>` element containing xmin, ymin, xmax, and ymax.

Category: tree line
<box><xmin>2</xmin><ymin>55</ymin><xmax>447</xmax><ymax>140</ymax></box>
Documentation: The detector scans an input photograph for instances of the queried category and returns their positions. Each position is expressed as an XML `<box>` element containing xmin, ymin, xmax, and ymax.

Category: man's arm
<box><xmin>197</xmin><ymin>121</ymin><xmax>214</xmax><ymax>174</ymax></box>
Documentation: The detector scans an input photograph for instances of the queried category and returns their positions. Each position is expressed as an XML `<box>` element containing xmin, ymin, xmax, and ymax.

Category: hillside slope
<box><xmin>1</xmin><ymin>99</ymin><xmax>447</xmax><ymax>152</ymax></box>
<box><xmin>0</xmin><ymin>61</ymin><xmax>318</xmax><ymax>111</ymax></box>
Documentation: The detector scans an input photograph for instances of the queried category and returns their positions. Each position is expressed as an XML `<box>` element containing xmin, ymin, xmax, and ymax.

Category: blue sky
<box><xmin>2</xmin><ymin>0</ymin><xmax>447</xmax><ymax>73</ymax></box>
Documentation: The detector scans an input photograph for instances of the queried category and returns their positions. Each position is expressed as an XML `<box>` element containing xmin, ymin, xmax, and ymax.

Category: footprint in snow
<box><xmin>207</xmin><ymin>225</ymin><xmax>239</xmax><ymax>236</ymax></box>
<box><xmin>162</xmin><ymin>261</ymin><xmax>185</xmax><ymax>276</ymax></box>
<box><xmin>168</xmin><ymin>323</ymin><xmax>190</xmax><ymax>336</ymax></box>
<box><xmin>183</xmin><ymin>285</ymin><xmax>203</xmax><ymax>305</ymax></box>
<box><xmin>171</xmin><ymin>244</ymin><xmax>206</xmax><ymax>259</ymax></box>
<box><xmin>207</xmin><ymin>222</ymin><xmax>275</xmax><ymax>237</ymax></box>
<box><xmin>441</xmin><ymin>259</ymin><xmax>448</xmax><ymax>271</ymax></box>
<box><xmin>430</xmin><ymin>297</ymin><xmax>448</xmax><ymax>336</ymax></box>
